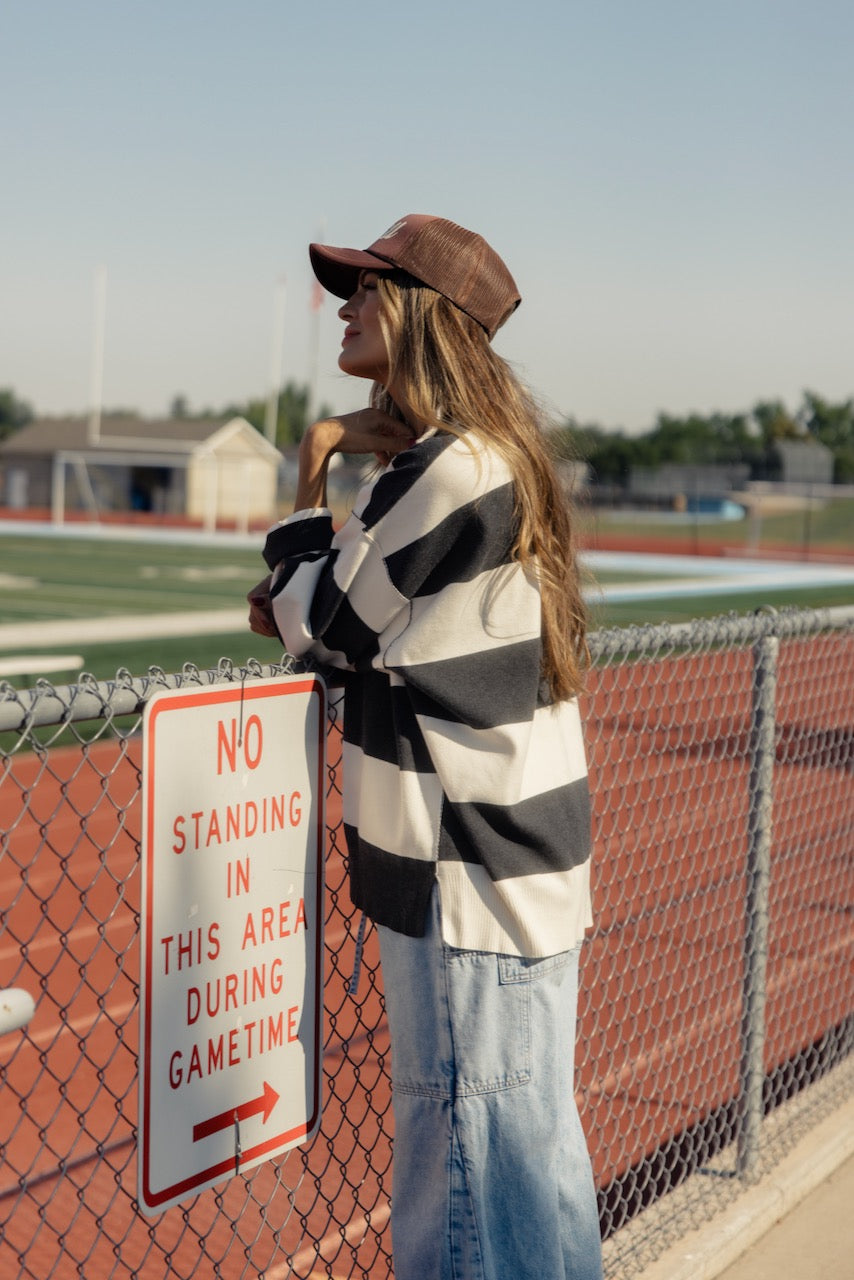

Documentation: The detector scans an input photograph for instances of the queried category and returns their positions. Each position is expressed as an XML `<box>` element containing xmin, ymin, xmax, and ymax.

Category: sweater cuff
<box><xmin>263</xmin><ymin>509</ymin><xmax>334</xmax><ymax>570</ymax></box>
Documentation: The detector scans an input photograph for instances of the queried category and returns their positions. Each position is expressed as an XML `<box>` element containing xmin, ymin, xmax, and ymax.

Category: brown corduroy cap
<box><xmin>309</xmin><ymin>214</ymin><xmax>521</xmax><ymax>340</ymax></box>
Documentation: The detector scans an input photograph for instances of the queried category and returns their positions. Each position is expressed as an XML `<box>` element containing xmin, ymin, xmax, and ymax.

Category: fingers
<box><xmin>376</xmin><ymin>420</ymin><xmax>416</xmax><ymax>444</ymax></box>
<box><xmin>248</xmin><ymin>613</ymin><xmax>278</xmax><ymax>638</ymax></box>
<box><xmin>339</xmin><ymin>408</ymin><xmax>410</xmax><ymax>436</ymax></box>
<box><xmin>368</xmin><ymin>435</ymin><xmax>411</xmax><ymax>459</ymax></box>
<box><xmin>248</xmin><ymin>602</ymin><xmax>278</xmax><ymax>638</ymax></box>
<box><xmin>309</xmin><ymin>411</ymin><xmax>415</xmax><ymax>457</ymax></box>
<box><xmin>247</xmin><ymin>576</ymin><xmax>278</xmax><ymax>638</ymax></box>
<box><xmin>357</xmin><ymin>415</ymin><xmax>415</xmax><ymax>457</ymax></box>
<box><xmin>247</xmin><ymin>576</ymin><xmax>272</xmax><ymax>608</ymax></box>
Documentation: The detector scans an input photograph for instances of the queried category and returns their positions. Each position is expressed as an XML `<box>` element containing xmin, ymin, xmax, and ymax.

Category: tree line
<box><xmin>553</xmin><ymin>391</ymin><xmax>854</xmax><ymax>484</ymax></box>
<box><xmin>2</xmin><ymin>384</ymin><xmax>852</xmax><ymax>482</ymax></box>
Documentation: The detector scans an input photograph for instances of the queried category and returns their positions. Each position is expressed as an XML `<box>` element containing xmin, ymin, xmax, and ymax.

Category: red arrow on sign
<box><xmin>192</xmin><ymin>1081</ymin><xmax>280</xmax><ymax>1143</ymax></box>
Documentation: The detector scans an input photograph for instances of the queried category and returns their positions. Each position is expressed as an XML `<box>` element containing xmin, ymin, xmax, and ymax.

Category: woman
<box><xmin>248</xmin><ymin>214</ymin><xmax>603</xmax><ymax>1280</ymax></box>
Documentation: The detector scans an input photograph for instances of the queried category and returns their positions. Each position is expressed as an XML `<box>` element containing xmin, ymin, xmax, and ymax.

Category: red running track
<box><xmin>1</xmin><ymin>633</ymin><xmax>852</xmax><ymax>1277</ymax></box>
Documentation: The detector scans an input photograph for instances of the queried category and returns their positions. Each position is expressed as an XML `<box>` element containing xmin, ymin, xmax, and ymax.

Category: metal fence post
<box><xmin>738</xmin><ymin>631</ymin><xmax>779</xmax><ymax>1178</ymax></box>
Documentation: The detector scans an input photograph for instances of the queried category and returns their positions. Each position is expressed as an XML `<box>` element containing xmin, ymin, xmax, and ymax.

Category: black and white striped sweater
<box><xmin>263</xmin><ymin>429</ymin><xmax>592</xmax><ymax>957</ymax></box>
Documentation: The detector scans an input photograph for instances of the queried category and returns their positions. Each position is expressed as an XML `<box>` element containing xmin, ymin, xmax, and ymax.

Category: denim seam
<box><xmin>450</xmin><ymin>1106</ymin><xmax>485</xmax><ymax>1280</ymax></box>
<box><xmin>393</xmin><ymin>1070</ymin><xmax>532</xmax><ymax>1100</ymax></box>
<box><xmin>497</xmin><ymin>947</ymin><xmax>578</xmax><ymax>984</ymax></box>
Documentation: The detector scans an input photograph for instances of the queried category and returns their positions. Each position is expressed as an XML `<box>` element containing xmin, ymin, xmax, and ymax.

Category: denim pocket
<box><xmin>445</xmin><ymin>948</ymin><xmax>532</xmax><ymax>1095</ymax></box>
<box><xmin>497</xmin><ymin>945</ymin><xmax>580</xmax><ymax>986</ymax></box>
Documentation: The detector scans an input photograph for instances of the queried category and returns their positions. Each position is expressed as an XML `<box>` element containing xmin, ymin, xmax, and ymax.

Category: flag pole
<box><xmin>265</xmin><ymin>275</ymin><xmax>287</xmax><ymax>445</ymax></box>
<box><xmin>308</xmin><ymin>217</ymin><xmax>326</xmax><ymax>422</ymax></box>
<box><xmin>88</xmin><ymin>265</ymin><xmax>107</xmax><ymax>445</ymax></box>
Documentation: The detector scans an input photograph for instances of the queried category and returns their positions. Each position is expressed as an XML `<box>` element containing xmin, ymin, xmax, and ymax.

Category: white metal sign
<box><xmin>139</xmin><ymin>674</ymin><xmax>325</xmax><ymax>1214</ymax></box>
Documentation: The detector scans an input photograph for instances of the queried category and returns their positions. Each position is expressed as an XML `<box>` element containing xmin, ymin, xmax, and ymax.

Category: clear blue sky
<box><xmin>3</xmin><ymin>0</ymin><xmax>852</xmax><ymax>434</ymax></box>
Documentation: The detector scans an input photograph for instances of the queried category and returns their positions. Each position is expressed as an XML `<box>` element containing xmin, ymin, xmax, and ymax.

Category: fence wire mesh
<box><xmin>1</xmin><ymin>610</ymin><xmax>852</xmax><ymax>1279</ymax></box>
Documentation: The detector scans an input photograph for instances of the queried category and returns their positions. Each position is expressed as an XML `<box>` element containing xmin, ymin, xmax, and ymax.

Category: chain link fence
<box><xmin>1</xmin><ymin>608</ymin><xmax>852</xmax><ymax>1279</ymax></box>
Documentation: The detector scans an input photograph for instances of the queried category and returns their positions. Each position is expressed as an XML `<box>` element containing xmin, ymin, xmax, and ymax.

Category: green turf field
<box><xmin>579</xmin><ymin>494</ymin><xmax>854</xmax><ymax>555</ymax></box>
<box><xmin>1</xmin><ymin>528</ymin><xmax>852</xmax><ymax>686</ymax></box>
<box><xmin>0</xmin><ymin>533</ymin><xmax>264</xmax><ymax>622</ymax></box>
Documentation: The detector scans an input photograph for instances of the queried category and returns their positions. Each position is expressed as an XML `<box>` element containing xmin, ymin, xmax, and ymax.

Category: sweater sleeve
<box><xmin>263</xmin><ymin>436</ymin><xmax>516</xmax><ymax>673</ymax></box>
<box><xmin>264</xmin><ymin>444</ymin><xmax>449</xmax><ymax>670</ymax></box>
<box><xmin>265</xmin><ymin>510</ymin><xmax>405</xmax><ymax>671</ymax></box>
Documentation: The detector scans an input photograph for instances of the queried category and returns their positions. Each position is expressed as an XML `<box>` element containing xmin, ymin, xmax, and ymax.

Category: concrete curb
<box><xmin>634</xmin><ymin>1094</ymin><xmax>854</xmax><ymax>1280</ymax></box>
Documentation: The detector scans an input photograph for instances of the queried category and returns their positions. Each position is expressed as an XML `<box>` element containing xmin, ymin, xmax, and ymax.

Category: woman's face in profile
<box><xmin>337</xmin><ymin>270</ymin><xmax>390</xmax><ymax>384</ymax></box>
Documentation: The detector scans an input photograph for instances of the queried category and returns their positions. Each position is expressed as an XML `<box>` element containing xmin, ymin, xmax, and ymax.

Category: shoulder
<box><xmin>356</xmin><ymin>429</ymin><xmax>512</xmax><ymax>533</ymax></box>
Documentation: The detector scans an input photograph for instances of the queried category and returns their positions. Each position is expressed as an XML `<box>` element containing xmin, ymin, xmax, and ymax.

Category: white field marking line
<box><xmin>323</xmin><ymin>923</ymin><xmax>355</xmax><ymax>951</ymax></box>
<box><xmin>3</xmin><ymin>924</ymin><xmax>357</xmax><ymax>982</ymax></box>
<box><xmin>5</xmin><ymin>859</ymin><xmax>137</xmax><ymax>899</ymax></box>
<box><xmin>584</xmin><ymin>549</ymin><xmax>854</xmax><ymax>581</ymax></box>
<box><xmin>0</xmin><ymin>916</ymin><xmax>135</xmax><ymax>964</ymax></box>
<box><xmin>588</xmin><ymin>576</ymin><xmax>792</xmax><ymax>603</ymax></box>
<box><xmin>591</xmin><ymin>575</ymin><xmax>854</xmax><ymax>600</ymax></box>
<box><xmin>582</xmin><ymin>551</ymin><xmax>854</xmax><ymax>603</ymax></box>
<box><xmin>2</xmin><ymin>549</ymin><xmax>851</xmax><ymax>652</ymax></box>
<box><xmin>1</xmin><ymin>837</ymin><xmax>137</xmax><ymax>893</ymax></box>
<box><xmin>24</xmin><ymin>998</ymin><xmax>138</xmax><ymax>1050</ymax></box>
<box><xmin>139</xmin><ymin>564</ymin><xmax>251</xmax><ymax>582</ymax></box>
<box><xmin>586</xmin><ymin>931</ymin><xmax>853</xmax><ymax>1105</ymax></box>
<box><xmin>2</xmin><ymin>849</ymin><xmax>138</xmax><ymax>901</ymax></box>
<box><xmin>264</xmin><ymin>1203</ymin><xmax>392</xmax><ymax>1280</ymax></box>
<box><xmin>12</xmin><ymin>920</ymin><xmax>354</xmax><ymax>1039</ymax></box>
<box><xmin>3</xmin><ymin>910</ymin><xmax>355</xmax><ymax>979</ymax></box>
<box><xmin>0</xmin><ymin>653</ymin><xmax>84</xmax><ymax>677</ymax></box>
<box><xmin>0</xmin><ymin>608</ymin><xmax>250</xmax><ymax>650</ymax></box>
<box><xmin>268</xmin><ymin>1273</ymin><xmax>351</xmax><ymax>1280</ymax></box>
<box><xmin>0</xmin><ymin>518</ymin><xmax>264</xmax><ymax>550</ymax></box>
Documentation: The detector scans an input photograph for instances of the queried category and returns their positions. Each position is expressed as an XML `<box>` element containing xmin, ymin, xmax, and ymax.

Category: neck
<box><xmin>382</xmin><ymin>381</ymin><xmax>431</xmax><ymax>438</ymax></box>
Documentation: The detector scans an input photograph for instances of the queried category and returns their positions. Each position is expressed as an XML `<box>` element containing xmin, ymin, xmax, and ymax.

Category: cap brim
<box><xmin>309</xmin><ymin>243</ymin><xmax>395</xmax><ymax>301</ymax></box>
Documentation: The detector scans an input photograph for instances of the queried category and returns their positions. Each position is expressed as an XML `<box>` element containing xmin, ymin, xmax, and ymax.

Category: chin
<box><xmin>339</xmin><ymin>354</ymin><xmax>387</xmax><ymax>382</ymax></box>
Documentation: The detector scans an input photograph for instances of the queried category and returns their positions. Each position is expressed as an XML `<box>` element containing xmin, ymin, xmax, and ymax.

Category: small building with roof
<box><xmin>771</xmin><ymin>439</ymin><xmax>834</xmax><ymax>486</ymax></box>
<box><xmin>0</xmin><ymin>415</ymin><xmax>281</xmax><ymax>528</ymax></box>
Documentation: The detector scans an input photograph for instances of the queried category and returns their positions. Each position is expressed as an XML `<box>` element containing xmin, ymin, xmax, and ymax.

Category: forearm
<box><xmin>293</xmin><ymin>411</ymin><xmax>415</xmax><ymax>511</ymax></box>
<box><xmin>294</xmin><ymin>423</ymin><xmax>335</xmax><ymax>511</ymax></box>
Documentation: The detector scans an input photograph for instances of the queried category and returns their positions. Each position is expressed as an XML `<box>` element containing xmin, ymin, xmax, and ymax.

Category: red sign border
<box><xmin>139</xmin><ymin>675</ymin><xmax>326</xmax><ymax>1213</ymax></box>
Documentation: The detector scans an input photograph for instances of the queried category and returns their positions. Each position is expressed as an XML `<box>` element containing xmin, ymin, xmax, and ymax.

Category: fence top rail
<box><xmin>1</xmin><ymin>606</ymin><xmax>852</xmax><ymax>734</ymax></box>
<box><xmin>588</xmin><ymin>603</ymin><xmax>854</xmax><ymax>660</ymax></box>
<box><xmin>0</xmin><ymin>656</ymin><xmax>303</xmax><ymax>733</ymax></box>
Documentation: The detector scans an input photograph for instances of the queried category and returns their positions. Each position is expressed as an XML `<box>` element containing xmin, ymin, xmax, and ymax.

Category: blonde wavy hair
<box><xmin>372</xmin><ymin>273</ymin><xmax>588</xmax><ymax>701</ymax></box>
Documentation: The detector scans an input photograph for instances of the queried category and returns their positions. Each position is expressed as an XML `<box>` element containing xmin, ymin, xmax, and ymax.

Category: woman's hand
<box><xmin>295</xmin><ymin>411</ymin><xmax>415</xmax><ymax>509</ymax></box>
<box><xmin>247</xmin><ymin>574</ymin><xmax>279</xmax><ymax>638</ymax></box>
<box><xmin>306</xmin><ymin>410</ymin><xmax>415</xmax><ymax>458</ymax></box>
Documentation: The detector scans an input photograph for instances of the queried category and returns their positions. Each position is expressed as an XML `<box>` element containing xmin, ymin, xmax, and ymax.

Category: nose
<box><xmin>338</xmin><ymin>289</ymin><xmax>358</xmax><ymax>320</ymax></box>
